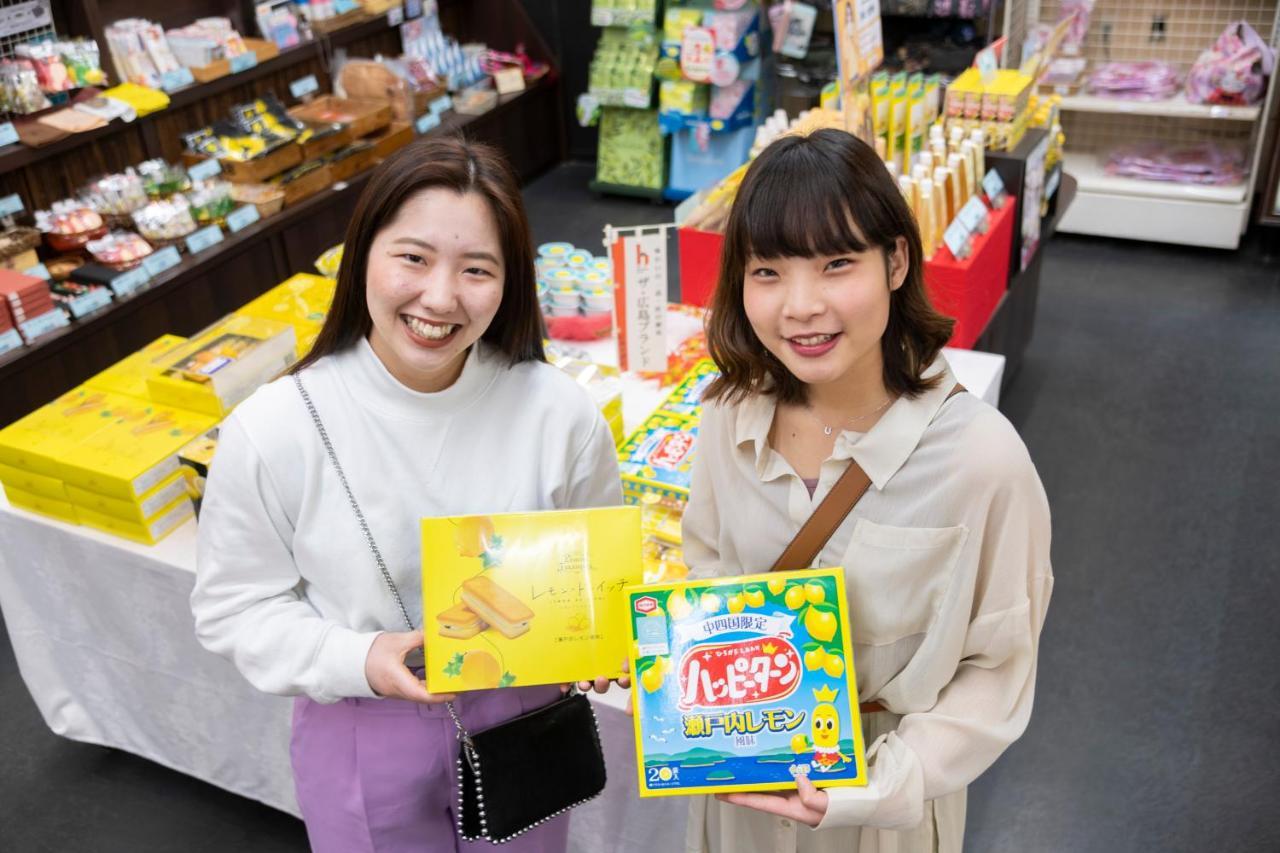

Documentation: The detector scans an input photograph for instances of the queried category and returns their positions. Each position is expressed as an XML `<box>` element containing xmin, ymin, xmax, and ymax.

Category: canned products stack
<box><xmin>536</xmin><ymin>242</ymin><xmax>617</xmax><ymax>341</ymax></box>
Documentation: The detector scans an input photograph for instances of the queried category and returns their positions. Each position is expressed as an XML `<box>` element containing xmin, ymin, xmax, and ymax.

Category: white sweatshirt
<box><xmin>191</xmin><ymin>338</ymin><xmax>623</xmax><ymax>703</ymax></box>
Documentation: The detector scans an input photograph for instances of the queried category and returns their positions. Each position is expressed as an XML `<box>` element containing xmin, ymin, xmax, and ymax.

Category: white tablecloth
<box><xmin>0</xmin><ymin>344</ymin><xmax>1003</xmax><ymax>825</ymax></box>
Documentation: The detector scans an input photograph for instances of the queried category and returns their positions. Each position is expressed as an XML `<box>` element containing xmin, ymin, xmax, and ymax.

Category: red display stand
<box><xmin>923</xmin><ymin>200</ymin><xmax>1014</xmax><ymax>349</ymax></box>
<box><xmin>676</xmin><ymin>200</ymin><xmax>1014</xmax><ymax>350</ymax></box>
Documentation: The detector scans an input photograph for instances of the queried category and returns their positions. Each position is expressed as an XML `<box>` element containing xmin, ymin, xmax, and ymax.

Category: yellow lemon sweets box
<box><xmin>627</xmin><ymin>568</ymin><xmax>866</xmax><ymax>797</ymax></box>
<box><xmin>422</xmin><ymin>507</ymin><xmax>643</xmax><ymax>693</ymax></box>
<box><xmin>56</xmin><ymin>400</ymin><xmax>217</xmax><ymax>500</ymax></box>
<box><xmin>4</xmin><ymin>485</ymin><xmax>79</xmax><ymax>525</ymax></box>
<box><xmin>0</xmin><ymin>462</ymin><xmax>67</xmax><ymax>502</ymax></box>
<box><xmin>656</xmin><ymin>358</ymin><xmax>718</xmax><ymax>418</ymax></box>
<box><xmin>235</xmin><ymin>272</ymin><xmax>334</xmax><ymax>338</ymax></box>
<box><xmin>76</xmin><ymin>493</ymin><xmax>194</xmax><ymax>545</ymax></box>
<box><xmin>146</xmin><ymin>315</ymin><xmax>296</xmax><ymax>417</ymax></box>
<box><xmin>618</xmin><ymin>409</ymin><xmax>698</xmax><ymax>508</ymax></box>
<box><xmin>64</xmin><ymin>469</ymin><xmax>190</xmax><ymax>524</ymax></box>
<box><xmin>0</xmin><ymin>387</ymin><xmax>135</xmax><ymax>478</ymax></box>
<box><xmin>84</xmin><ymin>334</ymin><xmax>188</xmax><ymax>401</ymax></box>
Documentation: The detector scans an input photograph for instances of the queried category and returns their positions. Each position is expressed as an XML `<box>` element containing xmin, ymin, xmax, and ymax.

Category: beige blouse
<box><xmin>681</xmin><ymin>357</ymin><xmax>1053</xmax><ymax>853</ymax></box>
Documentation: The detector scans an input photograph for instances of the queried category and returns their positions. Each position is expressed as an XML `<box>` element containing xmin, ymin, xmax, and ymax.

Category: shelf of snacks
<box><xmin>1054</xmin><ymin>92</ymin><xmax>1261</xmax><ymax>122</ymax></box>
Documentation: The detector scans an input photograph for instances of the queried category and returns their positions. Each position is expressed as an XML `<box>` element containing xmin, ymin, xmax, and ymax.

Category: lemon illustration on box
<box><xmin>422</xmin><ymin>507</ymin><xmax>643</xmax><ymax>693</ymax></box>
<box><xmin>627</xmin><ymin>568</ymin><xmax>868</xmax><ymax>796</ymax></box>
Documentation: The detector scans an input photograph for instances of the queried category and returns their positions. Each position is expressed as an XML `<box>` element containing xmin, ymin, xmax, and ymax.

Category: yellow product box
<box><xmin>627</xmin><ymin>568</ymin><xmax>866</xmax><ymax>797</ymax></box>
<box><xmin>618</xmin><ymin>409</ymin><xmax>699</xmax><ymax>509</ymax></box>
<box><xmin>0</xmin><ymin>387</ymin><xmax>137</xmax><ymax>478</ymax></box>
<box><xmin>56</xmin><ymin>401</ymin><xmax>217</xmax><ymax>500</ymax></box>
<box><xmin>236</xmin><ymin>272</ymin><xmax>334</xmax><ymax>335</ymax></box>
<box><xmin>658</xmin><ymin>358</ymin><xmax>719</xmax><ymax>418</ymax></box>
<box><xmin>0</xmin><ymin>462</ymin><xmax>67</xmax><ymax>502</ymax></box>
<box><xmin>146</xmin><ymin>315</ymin><xmax>297</xmax><ymax>417</ymax></box>
<box><xmin>422</xmin><ymin>507</ymin><xmax>642</xmax><ymax>693</ymax></box>
<box><xmin>64</xmin><ymin>469</ymin><xmax>190</xmax><ymax>524</ymax></box>
<box><xmin>84</xmin><ymin>334</ymin><xmax>188</xmax><ymax>401</ymax></box>
<box><xmin>76</xmin><ymin>494</ymin><xmax>194</xmax><ymax>545</ymax></box>
<box><xmin>3</xmin><ymin>484</ymin><xmax>79</xmax><ymax>525</ymax></box>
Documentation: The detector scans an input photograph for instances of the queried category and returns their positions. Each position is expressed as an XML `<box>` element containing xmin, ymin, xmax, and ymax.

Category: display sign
<box><xmin>617</xmin><ymin>230</ymin><xmax>668</xmax><ymax>374</ymax></box>
<box><xmin>185</xmin><ymin>224</ymin><xmax>224</xmax><ymax>254</ymax></box>
<box><xmin>110</xmin><ymin>266</ymin><xmax>151</xmax><ymax>297</ymax></box>
<box><xmin>0</xmin><ymin>193</ymin><xmax>23</xmax><ymax>217</ymax></box>
<box><xmin>975</xmin><ymin>47</ymin><xmax>998</xmax><ymax>84</ymax></box>
<box><xmin>0</xmin><ymin>122</ymin><xmax>19</xmax><ymax>147</ymax></box>
<box><xmin>779</xmin><ymin>2</ymin><xmax>818</xmax><ymax>59</ymax></box>
<box><xmin>187</xmin><ymin>158</ymin><xmax>222</xmax><ymax>182</ymax></box>
<box><xmin>18</xmin><ymin>309</ymin><xmax>69</xmax><ymax>342</ymax></box>
<box><xmin>943</xmin><ymin>219</ymin><xmax>971</xmax><ymax>260</ymax></box>
<box><xmin>680</xmin><ymin>27</ymin><xmax>715</xmax><ymax>83</ymax></box>
<box><xmin>982</xmin><ymin>169</ymin><xmax>1008</xmax><ymax>207</ymax></box>
<box><xmin>142</xmin><ymin>246</ymin><xmax>182</xmax><ymax>277</ymax></box>
<box><xmin>66</xmin><ymin>287</ymin><xmax>114</xmax><ymax>318</ymax></box>
<box><xmin>957</xmin><ymin>196</ymin><xmax>989</xmax><ymax>234</ymax></box>
<box><xmin>23</xmin><ymin>263</ymin><xmax>49</xmax><ymax>280</ymax></box>
<box><xmin>0</xmin><ymin>328</ymin><xmax>22</xmax><ymax>355</ymax></box>
<box><xmin>226</xmin><ymin>205</ymin><xmax>261</xmax><ymax>233</ymax></box>
<box><xmin>0</xmin><ymin>1</ymin><xmax>53</xmax><ymax>40</ymax></box>
<box><xmin>290</xmin><ymin>74</ymin><xmax>319</xmax><ymax>99</ymax></box>
<box><xmin>161</xmin><ymin>67</ymin><xmax>195</xmax><ymax>92</ymax></box>
<box><xmin>230</xmin><ymin>52</ymin><xmax>258</xmax><ymax>74</ymax></box>
<box><xmin>415</xmin><ymin>111</ymin><xmax>441</xmax><ymax>134</ymax></box>
<box><xmin>834</xmin><ymin>0</ymin><xmax>883</xmax><ymax>80</ymax></box>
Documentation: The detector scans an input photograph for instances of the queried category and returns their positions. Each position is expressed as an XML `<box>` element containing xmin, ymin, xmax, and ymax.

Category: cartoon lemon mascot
<box><xmin>792</xmin><ymin>685</ymin><xmax>850</xmax><ymax>772</ymax></box>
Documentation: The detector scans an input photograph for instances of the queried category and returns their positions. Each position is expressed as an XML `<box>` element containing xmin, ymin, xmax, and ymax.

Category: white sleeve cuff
<box><xmin>313</xmin><ymin>625</ymin><xmax>381</xmax><ymax>703</ymax></box>
<box><xmin>815</xmin><ymin>735</ymin><xmax>925</xmax><ymax>831</ymax></box>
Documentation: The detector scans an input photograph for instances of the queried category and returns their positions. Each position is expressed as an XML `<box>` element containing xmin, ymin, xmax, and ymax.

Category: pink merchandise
<box><xmin>1185</xmin><ymin>21</ymin><xmax>1275</xmax><ymax>106</ymax></box>
<box><xmin>1088</xmin><ymin>61</ymin><xmax>1180</xmax><ymax>100</ymax></box>
<box><xmin>1105</xmin><ymin>142</ymin><xmax>1246</xmax><ymax>186</ymax></box>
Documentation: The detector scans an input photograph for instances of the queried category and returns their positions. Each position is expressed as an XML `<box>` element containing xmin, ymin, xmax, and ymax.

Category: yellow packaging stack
<box><xmin>235</xmin><ymin>272</ymin><xmax>335</xmax><ymax>361</ymax></box>
<box><xmin>84</xmin><ymin>334</ymin><xmax>188</xmax><ymax>400</ymax></box>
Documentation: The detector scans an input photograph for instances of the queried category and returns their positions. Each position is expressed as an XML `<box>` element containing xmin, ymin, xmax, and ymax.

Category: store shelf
<box><xmin>1056</xmin><ymin>92</ymin><xmax>1261</xmax><ymax>122</ymax></box>
<box><xmin>0</xmin><ymin>14</ymin><xmax>396</xmax><ymax>175</ymax></box>
<box><xmin>1058</xmin><ymin>153</ymin><xmax>1249</xmax><ymax>248</ymax></box>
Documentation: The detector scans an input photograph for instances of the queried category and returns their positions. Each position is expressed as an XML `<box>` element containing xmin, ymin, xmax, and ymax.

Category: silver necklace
<box><xmin>804</xmin><ymin>396</ymin><xmax>893</xmax><ymax>435</ymax></box>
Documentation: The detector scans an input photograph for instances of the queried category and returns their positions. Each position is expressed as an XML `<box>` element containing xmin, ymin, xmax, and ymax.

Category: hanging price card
<box><xmin>0</xmin><ymin>193</ymin><xmax>23</xmax><ymax>217</ymax></box>
<box><xmin>187</xmin><ymin>158</ymin><xmax>222</xmax><ymax>182</ymax></box>
<box><xmin>290</xmin><ymin>74</ymin><xmax>319</xmax><ymax>99</ymax></box>
<box><xmin>0</xmin><ymin>122</ymin><xmax>18</xmax><ymax>147</ymax></box>
<box><xmin>161</xmin><ymin>67</ymin><xmax>195</xmax><ymax>92</ymax></box>
<box><xmin>0</xmin><ymin>328</ymin><xmax>22</xmax><ymax>355</ymax></box>
<box><xmin>415</xmin><ymin>111</ymin><xmax>441</xmax><ymax>134</ymax></box>
<box><xmin>18</xmin><ymin>310</ymin><xmax>69</xmax><ymax>342</ymax></box>
<box><xmin>185</xmin><ymin>224</ymin><xmax>224</xmax><ymax>254</ymax></box>
<box><xmin>110</xmin><ymin>265</ymin><xmax>151</xmax><ymax>297</ymax></box>
<box><xmin>230</xmin><ymin>52</ymin><xmax>258</xmax><ymax>74</ymax></box>
<box><xmin>142</xmin><ymin>245</ymin><xmax>182</xmax><ymax>277</ymax></box>
<box><xmin>226</xmin><ymin>205</ymin><xmax>261</xmax><ymax>233</ymax></box>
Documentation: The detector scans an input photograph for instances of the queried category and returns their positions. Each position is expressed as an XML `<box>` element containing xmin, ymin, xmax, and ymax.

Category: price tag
<box><xmin>942</xmin><ymin>219</ymin><xmax>972</xmax><ymax>260</ymax></box>
<box><xmin>779</xmin><ymin>2</ymin><xmax>818</xmax><ymax>59</ymax></box>
<box><xmin>18</xmin><ymin>309</ymin><xmax>69</xmax><ymax>342</ymax></box>
<box><xmin>0</xmin><ymin>193</ymin><xmax>23</xmax><ymax>217</ymax></box>
<box><xmin>23</xmin><ymin>263</ymin><xmax>49</xmax><ymax>280</ymax></box>
<box><xmin>230</xmin><ymin>52</ymin><xmax>258</xmax><ymax>74</ymax></box>
<box><xmin>161</xmin><ymin>67</ymin><xmax>195</xmax><ymax>92</ymax></box>
<box><xmin>290</xmin><ymin>74</ymin><xmax>319</xmax><ymax>99</ymax></box>
<box><xmin>415</xmin><ymin>111</ymin><xmax>442</xmax><ymax>134</ymax></box>
<box><xmin>187</xmin><ymin>158</ymin><xmax>222</xmax><ymax>182</ymax></box>
<box><xmin>387</xmin><ymin>4</ymin><xmax>405</xmax><ymax>26</ymax></box>
<box><xmin>975</xmin><ymin>47</ymin><xmax>998</xmax><ymax>84</ymax></box>
<box><xmin>957</xmin><ymin>197</ymin><xmax>989</xmax><ymax>233</ymax></box>
<box><xmin>226</xmin><ymin>205</ymin><xmax>261</xmax><ymax>233</ymax></box>
<box><xmin>142</xmin><ymin>245</ymin><xmax>182</xmax><ymax>277</ymax></box>
<box><xmin>0</xmin><ymin>122</ymin><xmax>18</xmax><ymax>147</ymax></box>
<box><xmin>680</xmin><ymin>27</ymin><xmax>716</xmax><ymax>83</ymax></box>
<box><xmin>0</xmin><ymin>328</ymin><xmax>22</xmax><ymax>355</ymax></box>
<box><xmin>493</xmin><ymin>66</ymin><xmax>525</xmax><ymax>95</ymax></box>
<box><xmin>68</xmin><ymin>287</ymin><xmax>114</xmax><ymax>318</ymax></box>
<box><xmin>430</xmin><ymin>94</ymin><xmax>453</xmax><ymax>115</ymax></box>
<box><xmin>111</xmin><ymin>265</ymin><xmax>151</xmax><ymax>297</ymax></box>
<box><xmin>982</xmin><ymin>169</ymin><xmax>1007</xmax><ymax>206</ymax></box>
<box><xmin>185</xmin><ymin>224</ymin><xmax>224</xmax><ymax>254</ymax></box>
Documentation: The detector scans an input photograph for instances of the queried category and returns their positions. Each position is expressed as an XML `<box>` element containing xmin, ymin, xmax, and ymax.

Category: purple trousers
<box><xmin>291</xmin><ymin>685</ymin><xmax>569</xmax><ymax>853</ymax></box>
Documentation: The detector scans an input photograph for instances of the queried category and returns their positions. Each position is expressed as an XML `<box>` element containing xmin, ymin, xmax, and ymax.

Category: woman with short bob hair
<box><xmin>192</xmin><ymin>136</ymin><xmax>623</xmax><ymax>853</ymax></box>
<box><xmin>683</xmin><ymin>128</ymin><xmax>1053</xmax><ymax>853</ymax></box>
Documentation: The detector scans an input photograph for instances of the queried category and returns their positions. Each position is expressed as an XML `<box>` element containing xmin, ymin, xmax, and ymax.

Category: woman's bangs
<box><xmin>737</xmin><ymin>155</ymin><xmax>871</xmax><ymax>260</ymax></box>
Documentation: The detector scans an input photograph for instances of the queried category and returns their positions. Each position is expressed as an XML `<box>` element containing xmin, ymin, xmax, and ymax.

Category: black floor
<box><xmin>2</xmin><ymin>162</ymin><xmax>1278</xmax><ymax>852</ymax></box>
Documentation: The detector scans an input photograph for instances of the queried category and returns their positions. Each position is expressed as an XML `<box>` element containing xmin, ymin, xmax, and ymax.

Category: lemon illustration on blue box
<box><xmin>627</xmin><ymin>567</ymin><xmax>867</xmax><ymax>796</ymax></box>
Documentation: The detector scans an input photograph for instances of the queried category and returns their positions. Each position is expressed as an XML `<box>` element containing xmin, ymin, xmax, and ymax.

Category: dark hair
<box><xmin>291</xmin><ymin>135</ymin><xmax>544</xmax><ymax>374</ymax></box>
<box><xmin>704</xmin><ymin>128</ymin><xmax>953</xmax><ymax>405</ymax></box>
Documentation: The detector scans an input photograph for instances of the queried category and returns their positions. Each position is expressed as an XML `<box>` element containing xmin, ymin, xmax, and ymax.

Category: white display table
<box><xmin>0</xmin><ymin>344</ymin><xmax>1003</xmax><ymax>824</ymax></box>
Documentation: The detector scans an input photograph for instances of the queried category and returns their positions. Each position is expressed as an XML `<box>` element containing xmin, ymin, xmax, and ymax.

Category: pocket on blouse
<box><xmin>838</xmin><ymin>518</ymin><xmax>968</xmax><ymax>646</ymax></box>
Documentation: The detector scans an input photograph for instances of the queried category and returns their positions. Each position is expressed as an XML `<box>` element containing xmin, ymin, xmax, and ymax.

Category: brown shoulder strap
<box><xmin>769</xmin><ymin>383</ymin><xmax>966</xmax><ymax>572</ymax></box>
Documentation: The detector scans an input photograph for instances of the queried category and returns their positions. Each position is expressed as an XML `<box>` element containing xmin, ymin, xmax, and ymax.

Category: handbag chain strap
<box><xmin>293</xmin><ymin>373</ymin><xmax>475</xmax><ymax>750</ymax></box>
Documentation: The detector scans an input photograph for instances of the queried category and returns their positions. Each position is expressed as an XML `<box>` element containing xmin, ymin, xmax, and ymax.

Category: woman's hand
<box><xmin>364</xmin><ymin>630</ymin><xmax>456</xmax><ymax>705</ymax></box>
<box><xmin>572</xmin><ymin>659</ymin><xmax>632</xmax><ymax>695</ymax></box>
<box><xmin>717</xmin><ymin>775</ymin><xmax>829</xmax><ymax>827</ymax></box>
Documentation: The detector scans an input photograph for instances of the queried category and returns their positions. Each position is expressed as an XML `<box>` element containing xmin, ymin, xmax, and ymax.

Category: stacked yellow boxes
<box><xmin>235</xmin><ymin>272</ymin><xmax>334</xmax><ymax>361</ymax></box>
<box><xmin>146</xmin><ymin>315</ymin><xmax>297</xmax><ymax>417</ymax></box>
<box><xmin>944</xmin><ymin>68</ymin><xmax>1032</xmax><ymax>152</ymax></box>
